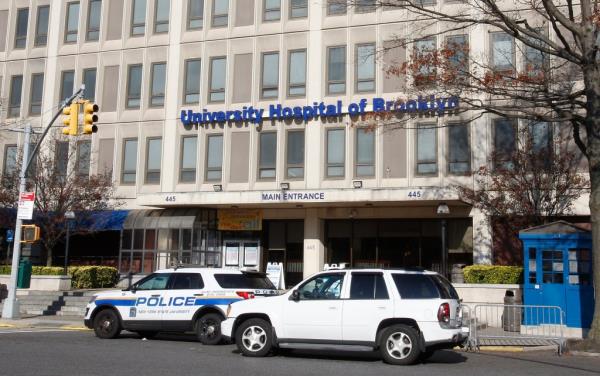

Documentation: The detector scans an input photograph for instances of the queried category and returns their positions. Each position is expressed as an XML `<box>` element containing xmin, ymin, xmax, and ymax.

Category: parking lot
<box><xmin>0</xmin><ymin>329</ymin><xmax>598</xmax><ymax>376</ymax></box>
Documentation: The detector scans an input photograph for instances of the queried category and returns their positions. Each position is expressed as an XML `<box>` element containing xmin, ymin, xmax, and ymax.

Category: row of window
<box><xmin>7</xmin><ymin>0</ymin><xmax>458</xmax><ymax>50</ymax></box>
<box><xmin>4</xmin><ymin>68</ymin><xmax>97</xmax><ymax>118</ymax></box>
<box><xmin>0</xmin><ymin>119</ymin><xmax>554</xmax><ymax>186</ymax></box>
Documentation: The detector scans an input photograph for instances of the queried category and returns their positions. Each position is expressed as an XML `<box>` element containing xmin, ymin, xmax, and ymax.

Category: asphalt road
<box><xmin>0</xmin><ymin>329</ymin><xmax>599</xmax><ymax>376</ymax></box>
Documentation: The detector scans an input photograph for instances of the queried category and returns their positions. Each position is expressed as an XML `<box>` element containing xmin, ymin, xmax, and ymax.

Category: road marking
<box><xmin>60</xmin><ymin>325</ymin><xmax>90</xmax><ymax>331</ymax></box>
<box><xmin>0</xmin><ymin>329</ymin><xmax>74</xmax><ymax>334</ymax></box>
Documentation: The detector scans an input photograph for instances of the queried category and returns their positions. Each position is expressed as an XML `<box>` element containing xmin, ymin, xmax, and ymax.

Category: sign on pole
<box><xmin>17</xmin><ymin>192</ymin><xmax>35</xmax><ymax>220</ymax></box>
<box><xmin>6</xmin><ymin>229</ymin><xmax>14</xmax><ymax>243</ymax></box>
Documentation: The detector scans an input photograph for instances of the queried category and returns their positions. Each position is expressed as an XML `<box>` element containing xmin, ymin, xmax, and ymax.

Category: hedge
<box><xmin>463</xmin><ymin>265</ymin><xmax>523</xmax><ymax>284</ymax></box>
<box><xmin>0</xmin><ymin>265</ymin><xmax>119</xmax><ymax>289</ymax></box>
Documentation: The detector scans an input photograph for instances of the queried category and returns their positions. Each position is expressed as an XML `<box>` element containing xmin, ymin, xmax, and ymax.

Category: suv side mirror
<box><xmin>290</xmin><ymin>290</ymin><xmax>300</xmax><ymax>301</ymax></box>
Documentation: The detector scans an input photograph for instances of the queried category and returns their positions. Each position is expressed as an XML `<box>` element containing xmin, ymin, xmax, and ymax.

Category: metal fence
<box><xmin>467</xmin><ymin>303</ymin><xmax>566</xmax><ymax>354</ymax></box>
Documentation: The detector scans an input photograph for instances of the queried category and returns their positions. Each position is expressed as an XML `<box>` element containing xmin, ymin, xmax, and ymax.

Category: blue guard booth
<box><xmin>519</xmin><ymin>221</ymin><xmax>594</xmax><ymax>328</ymax></box>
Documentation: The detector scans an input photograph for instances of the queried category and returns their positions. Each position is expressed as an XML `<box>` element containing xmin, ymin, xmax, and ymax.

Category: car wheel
<box><xmin>93</xmin><ymin>309</ymin><xmax>121</xmax><ymax>339</ymax></box>
<box><xmin>136</xmin><ymin>331</ymin><xmax>159</xmax><ymax>339</ymax></box>
<box><xmin>379</xmin><ymin>324</ymin><xmax>421</xmax><ymax>365</ymax></box>
<box><xmin>197</xmin><ymin>313</ymin><xmax>223</xmax><ymax>345</ymax></box>
<box><xmin>235</xmin><ymin>318</ymin><xmax>273</xmax><ymax>357</ymax></box>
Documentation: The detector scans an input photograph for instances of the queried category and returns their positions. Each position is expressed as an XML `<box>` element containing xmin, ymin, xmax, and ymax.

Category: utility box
<box><xmin>17</xmin><ymin>259</ymin><xmax>32</xmax><ymax>289</ymax></box>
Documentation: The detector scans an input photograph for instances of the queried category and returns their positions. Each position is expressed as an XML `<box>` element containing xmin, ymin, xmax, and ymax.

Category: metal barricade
<box><xmin>470</xmin><ymin>304</ymin><xmax>566</xmax><ymax>354</ymax></box>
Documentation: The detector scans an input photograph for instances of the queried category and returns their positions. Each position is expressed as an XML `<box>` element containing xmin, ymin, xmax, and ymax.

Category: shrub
<box><xmin>463</xmin><ymin>265</ymin><xmax>523</xmax><ymax>284</ymax></box>
<box><xmin>70</xmin><ymin>266</ymin><xmax>119</xmax><ymax>289</ymax></box>
<box><xmin>0</xmin><ymin>265</ymin><xmax>119</xmax><ymax>289</ymax></box>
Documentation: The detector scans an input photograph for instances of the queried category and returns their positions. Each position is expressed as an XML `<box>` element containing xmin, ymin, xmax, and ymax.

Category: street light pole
<box><xmin>1</xmin><ymin>124</ymin><xmax>32</xmax><ymax>319</ymax></box>
<box><xmin>63</xmin><ymin>211</ymin><xmax>75</xmax><ymax>275</ymax></box>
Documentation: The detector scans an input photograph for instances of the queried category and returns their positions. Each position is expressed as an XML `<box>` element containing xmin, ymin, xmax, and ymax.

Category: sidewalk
<box><xmin>0</xmin><ymin>314</ymin><xmax>87</xmax><ymax>330</ymax></box>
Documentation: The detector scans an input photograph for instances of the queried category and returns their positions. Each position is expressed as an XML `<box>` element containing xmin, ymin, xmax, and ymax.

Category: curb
<box><xmin>568</xmin><ymin>351</ymin><xmax>600</xmax><ymax>357</ymax></box>
<box><xmin>478</xmin><ymin>346</ymin><xmax>524</xmax><ymax>352</ymax></box>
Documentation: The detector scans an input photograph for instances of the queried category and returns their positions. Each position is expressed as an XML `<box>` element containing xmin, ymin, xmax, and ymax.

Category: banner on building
<box><xmin>218</xmin><ymin>209</ymin><xmax>263</xmax><ymax>231</ymax></box>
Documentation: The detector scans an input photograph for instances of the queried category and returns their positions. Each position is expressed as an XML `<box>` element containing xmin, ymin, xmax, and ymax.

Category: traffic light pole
<box><xmin>1</xmin><ymin>86</ymin><xmax>84</xmax><ymax>320</ymax></box>
<box><xmin>1</xmin><ymin>124</ymin><xmax>31</xmax><ymax>319</ymax></box>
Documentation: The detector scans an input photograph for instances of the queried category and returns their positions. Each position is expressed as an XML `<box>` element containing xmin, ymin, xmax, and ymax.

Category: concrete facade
<box><xmin>0</xmin><ymin>1</ymin><xmax>590</xmax><ymax>278</ymax></box>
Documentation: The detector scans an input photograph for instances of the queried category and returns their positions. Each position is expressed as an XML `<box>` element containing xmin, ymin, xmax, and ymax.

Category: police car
<box><xmin>83</xmin><ymin>268</ymin><xmax>278</xmax><ymax>344</ymax></box>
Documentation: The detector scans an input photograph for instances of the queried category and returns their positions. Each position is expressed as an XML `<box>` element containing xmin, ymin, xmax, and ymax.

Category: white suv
<box><xmin>221</xmin><ymin>268</ymin><xmax>467</xmax><ymax>365</ymax></box>
<box><xmin>84</xmin><ymin>268</ymin><xmax>277</xmax><ymax>344</ymax></box>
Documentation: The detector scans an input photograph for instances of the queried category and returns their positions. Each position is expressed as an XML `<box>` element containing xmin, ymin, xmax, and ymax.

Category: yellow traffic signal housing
<box><xmin>62</xmin><ymin>103</ymin><xmax>79</xmax><ymax>136</ymax></box>
<box><xmin>82</xmin><ymin>101</ymin><xmax>99</xmax><ymax>134</ymax></box>
<box><xmin>21</xmin><ymin>225</ymin><xmax>40</xmax><ymax>243</ymax></box>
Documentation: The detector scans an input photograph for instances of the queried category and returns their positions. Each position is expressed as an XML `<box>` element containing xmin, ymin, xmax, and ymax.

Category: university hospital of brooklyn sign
<box><xmin>180</xmin><ymin>96</ymin><xmax>460</xmax><ymax>127</ymax></box>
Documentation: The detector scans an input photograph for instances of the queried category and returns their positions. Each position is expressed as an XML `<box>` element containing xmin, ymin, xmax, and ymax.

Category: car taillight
<box><xmin>236</xmin><ymin>291</ymin><xmax>255</xmax><ymax>299</ymax></box>
<box><xmin>438</xmin><ymin>303</ymin><xmax>450</xmax><ymax>323</ymax></box>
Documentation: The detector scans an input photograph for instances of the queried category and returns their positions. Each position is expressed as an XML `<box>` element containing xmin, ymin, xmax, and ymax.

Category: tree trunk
<box><xmin>587</xmin><ymin>137</ymin><xmax>600</xmax><ymax>342</ymax></box>
<box><xmin>45</xmin><ymin>244</ymin><xmax>53</xmax><ymax>267</ymax></box>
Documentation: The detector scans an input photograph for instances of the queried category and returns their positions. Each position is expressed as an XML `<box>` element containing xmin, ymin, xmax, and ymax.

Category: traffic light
<box><xmin>62</xmin><ymin>103</ymin><xmax>79</xmax><ymax>136</ymax></box>
<box><xmin>82</xmin><ymin>101</ymin><xmax>99</xmax><ymax>134</ymax></box>
<box><xmin>21</xmin><ymin>225</ymin><xmax>40</xmax><ymax>243</ymax></box>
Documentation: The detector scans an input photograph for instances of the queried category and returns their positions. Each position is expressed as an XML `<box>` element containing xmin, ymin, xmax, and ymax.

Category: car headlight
<box><xmin>88</xmin><ymin>296</ymin><xmax>97</xmax><ymax>304</ymax></box>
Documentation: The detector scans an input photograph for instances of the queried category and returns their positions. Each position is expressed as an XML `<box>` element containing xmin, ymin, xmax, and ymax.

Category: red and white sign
<box><xmin>17</xmin><ymin>192</ymin><xmax>35</xmax><ymax>220</ymax></box>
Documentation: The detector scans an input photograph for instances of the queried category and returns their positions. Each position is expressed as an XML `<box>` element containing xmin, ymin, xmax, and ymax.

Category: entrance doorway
<box><xmin>264</xmin><ymin>220</ymin><xmax>304</xmax><ymax>288</ymax></box>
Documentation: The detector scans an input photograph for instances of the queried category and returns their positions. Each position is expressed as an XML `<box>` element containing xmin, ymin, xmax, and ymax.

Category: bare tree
<box><xmin>0</xmin><ymin>132</ymin><xmax>118</xmax><ymax>267</ymax></box>
<box><xmin>345</xmin><ymin>0</ymin><xmax>600</xmax><ymax>340</ymax></box>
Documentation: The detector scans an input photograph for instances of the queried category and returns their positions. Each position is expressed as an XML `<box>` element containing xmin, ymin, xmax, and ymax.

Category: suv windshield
<box><xmin>214</xmin><ymin>273</ymin><xmax>276</xmax><ymax>289</ymax></box>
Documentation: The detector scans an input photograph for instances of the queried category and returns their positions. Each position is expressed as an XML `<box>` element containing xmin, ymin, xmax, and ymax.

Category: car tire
<box><xmin>197</xmin><ymin>313</ymin><xmax>223</xmax><ymax>345</ymax></box>
<box><xmin>93</xmin><ymin>309</ymin><xmax>121</xmax><ymax>339</ymax></box>
<box><xmin>235</xmin><ymin>318</ymin><xmax>273</xmax><ymax>357</ymax></box>
<box><xmin>379</xmin><ymin>324</ymin><xmax>421</xmax><ymax>365</ymax></box>
<box><xmin>136</xmin><ymin>331</ymin><xmax>159</xmax><ymax>339</ymax></box>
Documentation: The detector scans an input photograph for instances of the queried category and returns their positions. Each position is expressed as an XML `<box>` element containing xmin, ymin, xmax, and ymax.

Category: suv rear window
<box><xmin>392</xmin><ymin>274</ymin><xmax>442</xmax><ymax>299</ymax></box>
<box><xmin>214</xmin><ymin>273</ymin><xmax>276</xmax><ymax>289</ymax></box>
<box><xmin>431</xmin><ymin>275</ymin><xmax>459</xmax><ymax>299</ymax></box>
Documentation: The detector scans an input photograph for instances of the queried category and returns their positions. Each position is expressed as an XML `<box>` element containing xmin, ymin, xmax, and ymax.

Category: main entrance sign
<box><xmin>180</xmin><ymin>96</ymin><xmax>459</xmax><ymax>126</ymax></box>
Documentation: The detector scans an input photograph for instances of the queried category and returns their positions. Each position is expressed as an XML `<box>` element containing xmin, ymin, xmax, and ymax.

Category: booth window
<box><xmin>542</xmin><ymin>250</ymin><xmax>563</xmax><ymax>284</ymax></box>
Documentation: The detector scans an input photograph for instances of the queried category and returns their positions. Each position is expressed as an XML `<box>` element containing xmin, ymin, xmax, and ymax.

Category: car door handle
<box><xmin>194</xmin><ymin>293</ymin><xmax>204</xmax><ymax>297</ymax></box>
<box><xmin>151</xmin><ymin>294</ymin><xmax>160</xmax><ymax>297</ymax></box>
<box><xmin>328</xmin><ymin>306</ymin><xmax>337</xmax><ymax>310</ymax></box>
<box><xmin>377</xmin><ymin>307</ymin><xmax>387</xmax><ymax>310</ymax></box>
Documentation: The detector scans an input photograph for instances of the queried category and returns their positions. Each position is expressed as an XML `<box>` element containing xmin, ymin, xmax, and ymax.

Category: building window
<box><xmin>286</xmin><ymin>130</ymin><xmax>304</xmax><ymax>179</ymax></box>
<box><xmin>264</xmin><ymin>0</ymin><xmax>281</xmax><ymax>21</ymax></box>
<box><xmin>3</xmin><ymin>145</ymin><xmax>18</xmax><ymax>178</ymax></box>
<box><xmin>86</xmin><ymin>0</ymin><xmax>102</xmax><ymax>41</ymax></box>
<box><xmin>356</xmin><ymin>0</ymin><xmax>375</xmax><ymax>13</ymax></box>
<box><xmin>184</xmin><ymin>59</ymin><xmax>201</xmax><ymax>104</ymax></box>
<box><xmin>327</xmin><ymin>46</ymin><xmax>346</xmax><ymax>94</ymax></box>
<box><xmin>212</xmin><ymin>0</ymin><xmax>228</xmax><ymax>27</ymax></box>
<box><xmin>187</xmin><ymin>0</ymin><xmax>203</xmax><ymax>29</ymax></box>
<box><xmin>64</xmin><ymin>2</ymin><xmax>80</xmax><ymax>43</ymax></box>
<box><xmin>355</xmin><ymin>128</ymin><xmax>375</xmax><ymax>177</ymax></box>
<box><xmin>327</xmin><ymin>0</ymin><xmax>347</xmax><ymax>15</ymax></box>
<box><xmin>35</xmin><ymin>6</ymin><xmax>49</xmax><ymax>46</ymax></box>
<box><xmin>8</xmin><ymin>76</ymin><xmax>23</xmax><ymax>118</ymax></box>
<box><xmin>524</xmin><ymin>30</ymin><xmax>548</xmax><ymax>78</ymax></box>
<box><xmin>530</xmin><ymin>121</ymin><xmax>552</xmax><ymax>154</ymax></box>
<box><xmin>261</xmin><ymin>52</ymin><xmax>279</xmax><ymax>99</ymax></box>
<box><xmin>83</xmin><ymin>68</ymin><xmax>97</xmax><ymax>102</ymax></box>
<box><xmin>416</xmin><ymin>124</ymin><xmax>437</xmax><ymax>175</ymax></box>
<box><xmin>414</xmin><ymin>37</ymin><xmax>436</xmax><ymax>86</ymax></box>
<box><xmin>288</xmin><ymin>49</ymin><xmax>306</xmax><ymax>97</ymax></box>
<box><xmin>60</xmin><ymin>70</ymin><xmax>75</xmax><ymax>102</ymax></box>
<box><xmin>122</xmin><ymin>138</ymin><xmax>138</xmax><ymax>184</ymax></box>
<box><xmin>259</xmin><ymin>132</ymin><xmax>277</xmax><ymax>180</ymax></box>
<box><xmin>15</xmin><ymin>8</ymin><xmax>29</xmax><ymax>49</ymax></box>
<box><xmin>290</xmin><ymin>0</ymin><xmax>308</xmax><ymax>18</ymax></box>
<box><xmin>76</xmin><ymin>140</ymin><xmax>91</xmax><ymax>178</ymax></box>
<box><xmin>150</xmin><ymin>62</ymin><xmax>166</xmax><ymax>107</ymax></box>
<box><xmin>131</xmin><ymin>0</ymin><xmax>147</xmax><ymax>36</ymax></box>
<box><xmin>209</xmin><ymin>57</ymin><xmax>226</xmax><ymax>102</ymax></box>
<box><xmin>55</xmin><ymin>141</ymin><xmax>69</xmax><ymax>179</ymax></box>
<box><xmin>493</xmin><ymin>118</ymin><xmax>516</xmax><ymax>170</ymax></box>
<box><xmin>126</xmin><ymin>64</ymin><xmax>143</xmax><ymax>109</ymax></box>
<box><xmin>491</xmin><ymin>32</ymin><xmax>515</xmax><ymax>73</ymax></box>
<box><xmin>356</xmin><ymin>43</ymin><xmax>376</xmax><ymax>93</ymax></box>
<box><xmin>154</xmin><ymin>0</ymin><xmax>170</xmax><ymax>33</ymax></box>
<box><xmin>448</xmin><ymin>123</ymin><xmax>470</xmax><ymax>174</ymax></box>
<box><xmin>180</xmin><ymin>136</ymin><xmax>197</xmax><ymax>183</ymax></box>
<box><xmin>326</xmin><ymin>128</ymin><xmax>345</xmax><ymax>178</ymax></box>
<box><xmin>145</xmin><ymin>138</ymin><xmax>162</xmax><ymax>184</ymax></box>
<box><xmin>29</xmin><ymin>73</ymin><xmax>44</xmax><ymax>116</ymax></box>
<box><xmin>206</xmin><ymin>134</ymin><xmax>223</xmax><ymax>181</ymax></box>
<box><xmin>445</xmin><ymin>35</ymin><xmax>468</xmax><ymax>79</ymax></box>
